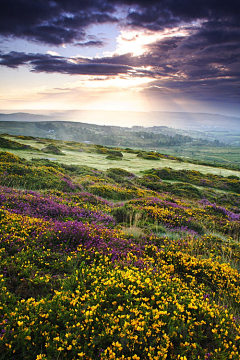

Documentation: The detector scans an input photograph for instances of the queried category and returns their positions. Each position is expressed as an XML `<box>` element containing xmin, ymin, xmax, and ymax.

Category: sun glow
<box><xmin>0</xmin><ymin>23</ymin><xmax>202</xmax><ymax>114</ymax></box>
<box><xmin>103</xmin><ymin>27</ymin><xmax>189</xmax><ymax>57</ymax></box>
<box><xmin>83</xmin><ymin>90</ymin><xmax>147</xmax><ymax>112</ymax></box>
<box><xmin>81</xmin><ymin>75</ymin><xmax>152</xmax><ymax>89</ymax></box>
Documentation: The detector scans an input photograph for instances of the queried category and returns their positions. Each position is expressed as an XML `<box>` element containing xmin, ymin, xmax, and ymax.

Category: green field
<box><xmin>1</xmin><ymin>135</ymin><xmax>240</xmax><ymax>178</ymax></box>
<box><xmin>155</xmin><ymin>144</ymin><xmax>240</xmax><ymax>164</ymax></box>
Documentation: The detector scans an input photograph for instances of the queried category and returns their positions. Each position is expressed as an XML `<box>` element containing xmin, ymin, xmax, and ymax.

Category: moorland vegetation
<box><xmin>0</xmin><ymin>136</ymin><xmax>240</xmax><ymax>359</ymax></box>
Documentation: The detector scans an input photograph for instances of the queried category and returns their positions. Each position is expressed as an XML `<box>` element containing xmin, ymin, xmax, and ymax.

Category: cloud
<box><xmin>47</xmin><ymin>51</ymin><xmax>60</xmax><ymax>56</ymax></box>
<box><xmin>122</xmin><ymin>0</ymin><xmax>240</xmax><ymax>30</ymax></box>
<box><xmin>0</xmin><ymin>51</ymin><xmax>45</xmax><ymax>68</ymax></box>
<box><xmin>0</xmin><ymin>0</ymin><xmax>239</xmax><ymax>105</ymax></box>
<box><xmin>1</xmin><ymin>15</ymin><xmax>239</xmax><ymax>102</ymax></box>
<box><xmin>74</xmin><ymin>40</ymin><xmax>106</xmax><ymax>47</ymax></box>
<box><xmin>0</xmin><ymin>0</ymin><xmax>117</xmax><ymax>45</ymax></box>
<box><xmin>0</xmin><ymin>51</ymin><xmax>152</xmax><ymax>76</ymax></box>
<box><xmin>0</xmin><ymin>0</ymin><xmax>239</xmax><ymax>45</ymax></box>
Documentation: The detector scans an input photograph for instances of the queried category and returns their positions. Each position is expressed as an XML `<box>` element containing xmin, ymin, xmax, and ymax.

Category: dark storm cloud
<box><xmin>0</xmin><ymin>51</ymin><xmax>152</xmax><ymax>76</ymax></box>
<box><xmin>0</xmin><ymin>0</ymin><xmax>117</xmax><ymax>45</ymax></box>
<box><xmin>83</xmin><ymin>17</ymin><xmax>239</xmax><ymax>101</ymax></box>
<box><xmin>74</xmin><ymin>40</ymin><xmax>106</xmax><ymax>47</ymax></box>
<box><xmin>143</xmin><ymin>77</ymin><xmax>240</xmax><ymax>102</ymax></box>
<box><xmin>24</xmin><ymin>25</ymin><xmax>83</xmax><ymax>46</ymax></box>
<box><xmin>121</xmin><ymin>0</ymin><xmax>240</xmax><ymax>29</ymax></box>
<box><xmin>0</xmin><ymin>0</ymin><xmax>239</xmax><ymax>103</ymax></box>
<box><xmin>33</xmin><ymin>60</ymin><xmax>133</xmax><ymax>76</ymax></box>
<box><xmin>0</xmin><ymin>0</ymin><xmax>239</xmax><ymax>45</ymax></box>
<box><xmin>0</xmin><ymin>51</ymin><xmax>46</xmax><ymax>68</ymax></box>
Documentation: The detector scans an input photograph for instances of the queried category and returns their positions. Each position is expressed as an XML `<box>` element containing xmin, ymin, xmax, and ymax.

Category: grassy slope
<box><xmin>158</xmin><ymin>144</ymin><xmax>240</xmax><ymax>164</ymax></box>
<box><xmin>1</xmin><ymin>118</ymin><xmax>240</xmax><ymax>164</ymax></box>
<box><xmin>1</xmin><ymin>135</ymin><xmax>240</xmax><ymax>178</ymax></box>
<box><xmin>0</xmin><ymin>137</ymin><xmax>240</xmax><ymax>359</ymax></box>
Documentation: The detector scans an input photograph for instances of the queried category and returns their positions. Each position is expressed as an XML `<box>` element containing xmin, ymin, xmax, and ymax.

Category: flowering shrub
<box><xmin>0</xmin><ymin>161</ymin><xmax>80</xmax><ymax>192</ymax></box>
<box><xmin>0</xmin><ymin>150</ymin><xmax>240</xmax><ymax>359</ymax></box>
<box><xmin>0</xmin><ymin>207</ymin><xmax>240</xmax><ymax>359</ymax></box>
<box><xmin>112</xmin><ymin>196</ymin><xmax>240</xmax><ymax>239</ymax></box>
<box><xmin>88</xmin><ymin>183</ymin><xmax>156</xmax><ymax>201</ymax></box>
<box><xmin>144</xmin><ymin>168</ymin><xmax>240</xmax><ymax>194</ymax></box>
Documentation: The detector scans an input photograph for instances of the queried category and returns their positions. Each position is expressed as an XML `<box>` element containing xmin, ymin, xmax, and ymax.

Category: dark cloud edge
<box><xmin>0</xmin><ymin>0</ymin><xmax>239</xmax><ymax>45</ymax></box>
<box><xmin>0</xmin><ymin>51</ymin><xmax>155</xmax><ymax>76</ymax></box>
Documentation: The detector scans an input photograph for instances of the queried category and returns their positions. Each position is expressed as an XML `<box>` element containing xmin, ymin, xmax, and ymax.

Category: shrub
<box><xmin>0</xmin><ymin>151</ymin><xmax>23</xmax><ymax>163</ymax></box>
<box><xmin>106</xmin><ymin>155</ymin><xmax>122</xmax><ymax>160</ymax></box>
<box><xmin>0</xmin><ymin>136</ymin><xmax>38</xmax><ymax>151</ymax></box>
<box><xmin>137</xmin><ymin>151</ymin><xmax>160</xmax><ymax>160</ymax></box>
<box><xmin>41</xmin><ymin>144</ymin><xmax>65</xmax><ymax>155</ymax></box>
<box><xmin>107</xmin><ymin>149</ymin><xmax>123</xmax><ymax>158</ymax></box>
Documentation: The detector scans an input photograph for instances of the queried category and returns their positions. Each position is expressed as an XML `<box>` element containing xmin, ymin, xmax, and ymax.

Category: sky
<box><xmin>0</xmin><ymin>0</ymin><xmax>240</xmax><ymax>118</ymax></box>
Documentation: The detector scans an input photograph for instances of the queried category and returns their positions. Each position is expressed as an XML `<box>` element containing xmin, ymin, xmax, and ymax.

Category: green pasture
<box><xmin>1</xmin><ymin>139</ymin><xmax>240</xmax><ymax>178</ymax></box>
<box><xmin>4</xmin><ymin>134</ymin><xmax>240</xmax><ymax>163</ymax></box>
<box><xmin>157</xmin><ymin>144</ymin><xmax>240</xmax><ymax>164</ymax></box>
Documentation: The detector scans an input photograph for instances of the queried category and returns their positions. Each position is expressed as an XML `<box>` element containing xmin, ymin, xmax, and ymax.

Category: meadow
<box><xmin>1</xmin><ymin>124</ymin><xmax>240</xmax><ymax>167</ymax></box>
<box><xmin>0</xmin><ymin>136</ymin><xmax>240</xmax><ymax>359</ymax></box>
<box><xmin>1</xmin><ymin>134</ymin><xmax>240</xmax><ymax>177</ymax></box>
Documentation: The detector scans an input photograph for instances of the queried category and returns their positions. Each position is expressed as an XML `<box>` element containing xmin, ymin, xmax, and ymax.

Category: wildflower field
<box><xmin>0</xmin><ymin>147</ymin><xmax>240</xmax><ymax>360</ymax></box>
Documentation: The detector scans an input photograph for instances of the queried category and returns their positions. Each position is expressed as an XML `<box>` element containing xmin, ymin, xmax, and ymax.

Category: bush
<box><xmin>0</xmin><ymin>151</ymin><xmax>23</xmax><ymax>163</ymax></box>
<box><xmin>0</xmin><ymin>136</ymin><xmax>38</xmax><ymax>151</ymax></box>
<box><xmin>107</xmin><ymin>149</ymin><xmax>123</xmax><ymax>158</ymax></box>
<box><xmin>137</xmin><ymin>151</ymin><xmax>160</xmax><ymax>160</ymax></box>
<box><xmin>41</xmin><ymin>144</ymin><xmax>65</xmax><ymax>155</ymax></box>
<box><xmin>106</xmin><ymin>155</ymin><xmax>122</xmax><ymax>160</ymax></box>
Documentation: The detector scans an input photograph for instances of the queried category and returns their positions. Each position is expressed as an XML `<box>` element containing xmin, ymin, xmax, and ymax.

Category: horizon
<box><xmin>1</xmin><ymin>108</ymin><xmax>240</xmax><ymax>131</ymax></box>
<box><xmin>1</xmin><ymin>108</ymin><xmax>240</xmax><ymax>118</ymax></box>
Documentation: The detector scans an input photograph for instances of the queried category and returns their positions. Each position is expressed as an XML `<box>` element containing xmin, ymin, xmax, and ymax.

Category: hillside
<box><xmin>0</xmin><ymin>138</ymin><xmax>240</xmax><ymax>359</ymax></box>
<box><xmin>0</xmin><ymin>119</ymin><xmax>195</xmax><ymax>147</ymax></box>
<box><xmin>1</xmin><ymin>110</ymin><xmax>240</xmax><ymax>147</ymax></box>
<box><xmin>1</xmin><ymin>110</ymin><xmax>240</xmax><ymax>132</ymax></box>
<box><xmin>1</xmin><ymin>133</ymin><xmax>240</xmax><ymax>172</ymax></box>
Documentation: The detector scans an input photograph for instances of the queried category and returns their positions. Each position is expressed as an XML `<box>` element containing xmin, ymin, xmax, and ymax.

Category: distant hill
<box><xmin>0</xmin><ymin>110</ymin><xmax>239</xmax><ymax>144</ymax></box>
<box><xmin>1</xmin><ymin>110</ymin><xmax>240</xmax><ymax>131</ymax></box>
<box><xmin>0</xmin><ymin>120</ymin><xmax>196</xmax><ymax>148</ymax></box>
<box><xmin>0</xmin><ymin>112</ymin><xmax>60</xmax><ymax>122</ymax></box>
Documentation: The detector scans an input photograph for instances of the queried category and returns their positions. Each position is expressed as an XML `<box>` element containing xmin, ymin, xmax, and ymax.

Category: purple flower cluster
<box><xmin>200</xmin><ymin>199</ymin><xmax>240</xmax><ymax>222</ymax></box>
<box><xmin>166</xmin><ymin>225</ymin><xmax>198</xmax><ymax>236</ymax></box>
<box><xmin>0</xmin><ymin>186</ymin><xmax>115</xmax><ymax>226</ymax></box>
<box><xmin>1</xmin><ymin>213</ymin><xmax>148</xmax><ymax>267</ymax></box>
<box><xmin>60</xmin><ymin>177</ymin><xmax>78</xmax><ymax>191</ymax></box>
<box><xmin>48</xmin><ymin>220</ymin><xmax>146</xmax><ymax>263</ymax></box>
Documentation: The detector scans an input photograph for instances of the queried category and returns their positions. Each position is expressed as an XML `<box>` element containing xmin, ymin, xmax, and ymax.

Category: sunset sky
<box><xmin>0</xmin><ymin>0</ymin><xmax>240</xmax><ymax>118</ymax></box>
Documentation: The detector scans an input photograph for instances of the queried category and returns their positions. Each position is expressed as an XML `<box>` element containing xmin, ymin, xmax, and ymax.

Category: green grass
<box><xmin>167</xmin><ymin>145</ymin><xmax>240</xmax><ymax>164</ymax></box>
<box><xmin>2</xmin><ymin>146</ymin><xmax>240</xmax><ymax>177</ymax></box>
<box><xmin>1</xmin><ymin>134</ymin><xmax>240</xmax><ymax>178</ymax></box>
